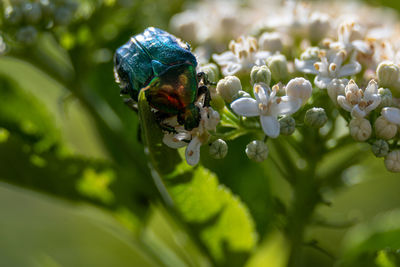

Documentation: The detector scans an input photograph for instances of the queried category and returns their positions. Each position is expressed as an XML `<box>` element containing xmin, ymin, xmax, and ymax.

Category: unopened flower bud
<box><xmin>4</xmin><ymin>6</ymin><xmax>23</xmax><ymax>25</ymax></box>
<box><xmin>250</xmin><ymin>65</ymin><xmax>271</xmax><ymax>86</ymax></box>
<box><xmin>285</xmin><ymin>77</ymin><xmax>312</xmax><ymax>105</ymax></box>
<box><xmin>233</xmin><ymin>90</ymin><xmax>251</xmax><ymax>100</ymax></box>
<box><xmin>209</xmin><ymin>139</ymin><xmax>228</xmax><ymax>159</ymax></box>
<box><xmin>246</xmin><ymin>140</ymin><xmax>269</xmax><ymax>162</ymax></box>
<box><xmin>327</xmin><ymin>78</ymin><xmax>347</xmax><ymax>104</ymax></box>
<box><xmin>16</xmin><ymin>26</ymin><xmax>37</xmax><ymax>45</ymax></box>
<box><xmin>267</xmin><ymin>54</ymin><xmax>288</xmax><ymax>82</ymax></box>
<box><xmin>371</xmin><ymin>139</ymin><xmax>389</xmax><ymax>158</ymax></box>
<box><xmin>304</xmin><ymin>107</ymin><xmax>327</xmax><ymax>128</ymax></box>
<box><xmin>258</xmin><ymin>32</ymin><xmax>283</xmax><ymax>53</ymax></box>
<box><xmin>385</xmin><ymin>150</ymin><xmax>400</xmax><ymax>172</ymax></box>
<box><xmin>378</xmin><ymin>88</ymin><xmax>393</xmax><ymax>108</ymax></box>
<box><xmin>377</xmin><ymin>61</ymin><xmax>400</xmax><ymax>88</ymax></box>
<box><xmin>309</xmin><ymin>12</ymin><xmax>331</xmax><ymax>43</ymax></box>
<box><xmin>199</xmin><ymin>63</ymin><xmax>219</xmax><ymax>84</ymax></box>
<box><xmin>279</xmin><ymin>116</ymin><xmax>296</xmax><ymax>135</ymax></box>
<box><xmin>374</xmin><ymin>115</ymin><xmax>397</xmax><ymax>140</ymax></box>
<box><xmin>216</xmin><ymin>76</ymin><xmax>242</xmax><ymax>103</ymax></box>
<box><xmin>22</xmin><ymin>2</ymin><xmax>42</xmax><ymax>24</ymax></box>
<box><xmin>349</xmin><ymin>118</ymin><xmax>372</xmax><ymax>141</ymax></box>
<box><xmin>300</xmin><ymin>47</ymin><xmax>320</xmax><ymax>61</ymax></box>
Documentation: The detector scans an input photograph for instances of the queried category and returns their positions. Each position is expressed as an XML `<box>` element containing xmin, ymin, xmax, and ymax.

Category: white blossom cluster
<box><xmin>166</xmin><ymin>0</ymin><xmax>400</xmax><ymax>172</ymax></box>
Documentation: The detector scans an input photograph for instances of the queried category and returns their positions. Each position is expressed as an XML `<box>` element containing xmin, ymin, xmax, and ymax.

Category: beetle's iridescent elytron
<box><xmin>113</xmin><ymin>27</ymin><xmax>210</xmax><ymax>131</ymax></box>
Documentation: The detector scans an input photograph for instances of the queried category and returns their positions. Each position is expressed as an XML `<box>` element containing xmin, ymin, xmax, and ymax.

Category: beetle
<box><xmin>113</xmin><ymin>27</ymin><xmax>211</xmax><ymax>131</ymax></box>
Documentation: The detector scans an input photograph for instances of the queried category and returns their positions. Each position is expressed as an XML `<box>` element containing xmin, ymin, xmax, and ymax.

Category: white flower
<box><xmin>285</xmin><ymin>77</ymin><xmax>313</xmax><ymax>105</ymax></box>
<box><xmin>349</xmin><ymin>118</ymin><xmax>372</xmax><ymax>141</ymax></box>
<box><xmin>329</xmin><ymin>21</ymin><xmax>371</xmax><ymax>54</ymax></box>
<box><xmin>295</xmin><ymin>50</ymin><xmax>361</xmax><ymax>89</ymax></box>
<box><xmin>337</xmin><ymin>80</ymin><xmax>381</xmax><ymax>118</ymax></box>
<box><xmin>212</xmin><ymin>36</ymin><xmax>271</xmax><ymax>76</ymax></box>
<box><xmin>308</xmin><ymin>12</ymin><xmax>331</xmax><ymax>43</ymax></box>
<box><xmin>231</xmin><ymin>83</ymin><xmax>301</xmax><ymax>138</ymax></box>
<box><xmin>258</xmin><ymin>32</ymin><xmax>283</xmax><ymax>53</ymax></box>
<box><xmin>163</xmin><ymin>106</ymin><xmax>220</xmax><ymax>166</ymax></box>
<box><xmin>385</xmin><ymin>150</ymin><xmax>400</xmax><ymax>173</ymax></box>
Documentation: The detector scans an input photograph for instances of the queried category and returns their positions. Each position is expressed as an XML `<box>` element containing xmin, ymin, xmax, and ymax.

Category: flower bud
<box><xmin>285</xmin><ymin>77</ymin><xmax>312</xmax><ymax>105</ymax></box>
<box><xmin>327</xmin><ymin>78</ymin><xmax>347</xmax><ymax>104</ymax></box>
<box><xmin>246</xmin><ymin>140</ymin><xmax>269</xmax><ymax>162</ymax></box>
<box><xmin>300</xmin><ymin>47</ymin><xmax>320</xmax><ymax>61</ymax></box>
<box><xmin>304</xmin><ymin>107</ymin><xmax>327</xmax><ymax>128</ymax></box>
<box><xmin>385</xmin><ymin>150</ymin><xmax>400</xmax><ymax>172</ymax></box>
<box><xmin>371</xmin><ymin>139</ymin><xmax>389</xmax><ymax>158</ymax></box>
<box><xmin>267</xmin><ymin>54</ymin><xmax>288</xmax><ymax>82</ymax></box>
<box><xmin>216</xmin><ymin>76</ymin><xmax>242</xmax><ymax>103</ymax></box>
<box><xmin>22</xmin><ymin>2</ymin><xmax>42</xmax><ymax>24</ymax></box>
<box><xmin>199</xmin><ymin>63</ymin><xmax>219</xmax><ymax>84</ymax></box>
<box><xmin>250</xmin><ymin>65</ymin><xmax>271</xmax><ymax>86</ymax></box>
<box><xmin>378</xmin><ymin>88</ymin><xmax>393</xmax><ymax>108</ymax></box>
<box><xmin>209</xmin><ymin>139</ymin><xmax>228</xmax><ymax>159</ymax></box>
<box><xmin>4</xmin><ymin>6</ymin><xmax>23</xmax><ymax>25</ymax></box>
<box><xmin>258</xmin><ymin>32</ymin><xmax>283</xmax><ymax>53</ymax></box>
<box><xmin>349</xmin><ymin>118</ymin><xmax>372</xmax><ymax>141</ymax></box>
<box><xmin>16</xmin><ymin>26</ymin><xmax>38</xmax><ymax>45</ymax></box>
<box><xmin>308</xmin><ymin>12</ymin><xmax>331</xmax><ymax>43</ymax></box>
<box><xmin>279</xmin><ymin>116</ymin><xmax>296</xmax><ymax>135</ymax></box>
<box><xmin>377</xmin><ymin>61</ymin><xmax>400</xmax><ymax>88</ymax></box>
<box><xmin>374</xmin><ymin>115</ymin><xmax>397</xmax><ymax>140</ymax></box>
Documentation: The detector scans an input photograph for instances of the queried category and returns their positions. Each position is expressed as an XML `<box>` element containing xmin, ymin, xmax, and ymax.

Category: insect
<box><xmin>113</xmin><ymin>27</ymin><xmax>211</xmax><ymax>131</ymax></box>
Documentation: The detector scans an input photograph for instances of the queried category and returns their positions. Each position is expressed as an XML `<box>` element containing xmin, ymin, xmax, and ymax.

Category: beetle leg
<box><xmin>197</xmin><ymin>72</ymin><xmax>216</xmax><ymax>86</ymax></box>
<box><xmin>154</xmin><ymin>111</ymin><xmax>178</xmax><ymax>134</ymax></box>
<box><xmin>197</xmin><ymin>85</ymin><xmax>211</xmax><ymax>107</ymax></box>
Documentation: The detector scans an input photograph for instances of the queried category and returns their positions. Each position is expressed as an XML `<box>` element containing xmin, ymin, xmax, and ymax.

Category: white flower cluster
<box><xmin>167</xmin><ymin>0</ymin><xmax>400</xmax><ymax>172</ymax></box>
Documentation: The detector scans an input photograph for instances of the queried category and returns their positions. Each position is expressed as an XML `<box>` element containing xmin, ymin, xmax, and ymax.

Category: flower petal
<box><xmin>185</xmin><ymin>137</ymin><xmax>201</xmax><ymax>166</ymax></box>
<box><xmin>231</xmin><ymin>98</ymin><xmax>260</xmax><ymax>117</ymax></box>
<box><xmin>212</xmin><ymin>51</ymin><xmax>236</xmax><ymax>65</ymax></box>
<box><xmin>365</xmin><ymin>80</ymin><xmax>379</xmax><ymax>97</ymax></box>
<box><xmin>351</xmin><ymin>105</ymin><xmax>366</xmax><ymax>118</ymax></box>
<box><xmin>270</xmin><ymin>96</ymin><xmax>302</xmax><ymax>116</ymax></box>
<box><xmin>223</xmin><ymin>63</ymin><xmax>242</xmax><ymax>76</ymax></box>
<box><xmin>254</xmin><ymin>83</ymin><xmax>269</xmax><ymax>104</ymax></box>
<box><xmin>260</xmin><ymin>115</ymin><xmax>280</xmax><ymax>138</ymax></box>
<box><xmin>163</xmin><ymin>133</ymin><xmax>188</xmax><ymax>149</ymax></box>
<box><xmin>337</xmin><ymin>95</ymin><xmax>353</xmax><ymax>112</ymax></box>
<box><xmin>314</xmin><ymin>75</ymin><xmax>332</xmax><ymax>89</ymax></box>
<box><xmin>338</xmin><ymin>61</ymin><xmax>361</xmax><ymax>76</ymax></box>
<box><xmin>295</xmin><ymin>58</ymin><xmax>319</xmax><ymax>74</ymax></box>
<box><xmin>382</xmin><ymin>107</ymin><xmax>400</xmax><ymax>125</ymax></box>
<box><xmin>352</xmin><ymin>40</ymin><xmax>371</xmax><ymax>54</ymax></box>
<box><xmin>364</xmin><ymin>94</ymin><xmax>381</xmax><ymax>114</ymax></box>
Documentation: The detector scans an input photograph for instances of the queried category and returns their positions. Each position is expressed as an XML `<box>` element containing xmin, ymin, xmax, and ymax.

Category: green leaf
<box><xmin>138</xmin><ymin>91</ymin><xmax>258</xmax><ymax>264</ymax></box>
<box><xmin>339</xmin><ymin>209</ymin><xmax>400</xmax><ymax>267</ymax></box>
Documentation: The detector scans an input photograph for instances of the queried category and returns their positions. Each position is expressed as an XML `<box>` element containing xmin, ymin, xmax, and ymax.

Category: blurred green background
<box><xmin>1</xmin><ymin>0</ymin><xmax>400</xmax><ymax>267</ymax></box>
